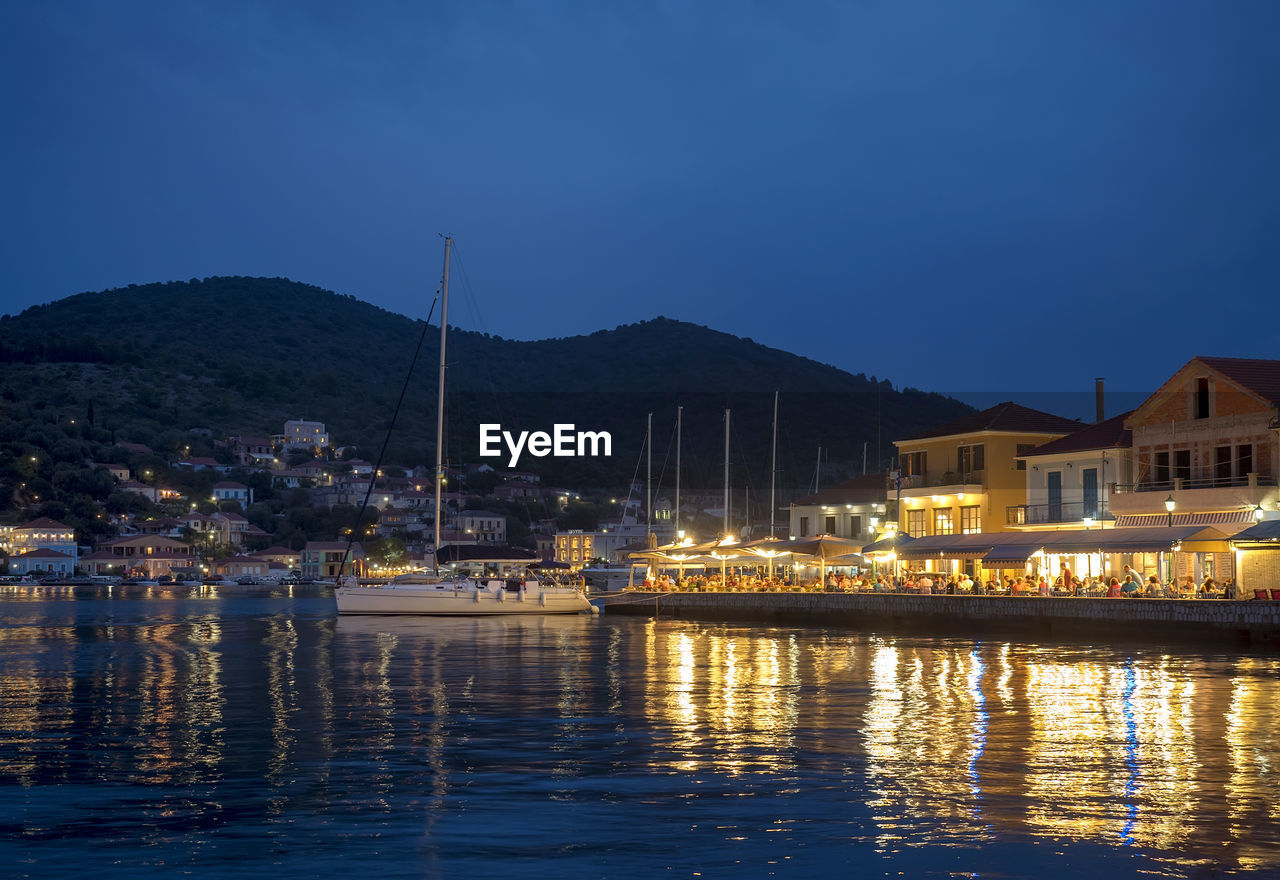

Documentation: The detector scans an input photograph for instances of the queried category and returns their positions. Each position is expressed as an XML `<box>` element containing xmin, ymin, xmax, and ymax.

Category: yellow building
<box><xmin>893</xmin><ymin>402</ymin><xmax>1084</xmax><ymax>540</ymax></box>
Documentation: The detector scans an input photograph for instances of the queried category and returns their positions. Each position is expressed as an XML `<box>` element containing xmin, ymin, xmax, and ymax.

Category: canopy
<box><xmin>1231</xmin><ymin>520</ymin><xmax>1280</xmax><ymax>544</ymax></box>
<box><xmin>862</xmin><ymin>533</ymin><xmax>914</xmax><ymax>555</ymax></box>
<box><xmin>981</xmin><ymin>544</ymin><xmax>1042</xmax><ymax>566</ymax></box>
<box><xmin>771</xmin><ymin>534</ymin><xmax>863</xmax><ymax>559</ymax></box>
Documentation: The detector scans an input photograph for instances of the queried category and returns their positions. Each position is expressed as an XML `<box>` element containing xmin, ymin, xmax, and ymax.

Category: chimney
<box><xmin>1095</xmin><ymin>378</ymin><xmax>1105</xmax><ymax>424</ymax></box>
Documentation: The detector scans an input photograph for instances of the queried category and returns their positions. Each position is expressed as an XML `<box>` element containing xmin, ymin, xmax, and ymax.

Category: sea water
<box><xmin>1</xmin><ymin>586</ymin><xmax>1278</xmax><ymax>879</ymax></box>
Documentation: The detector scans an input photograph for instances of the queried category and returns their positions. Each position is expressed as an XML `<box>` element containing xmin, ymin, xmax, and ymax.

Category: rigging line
<box><xmin>338</xmin><ymin>297</ymin><xmax>439</xmax><ymax>580</ymax></box>
<box><xmin>652</xmin><ymin>417</ymin><xmax>677</xmax><ymax>503</ymax></box>
<box><xmin>447</xmin><ymin>242</ymin><xmax>490</xmax><ymax>339</ymax></box>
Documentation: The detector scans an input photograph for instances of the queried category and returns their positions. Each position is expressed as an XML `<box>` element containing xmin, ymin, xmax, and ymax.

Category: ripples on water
<box><xmin>0</xmin><ymin>586</ymin><xmax>1278</xmax><ymax>879</ymax></box>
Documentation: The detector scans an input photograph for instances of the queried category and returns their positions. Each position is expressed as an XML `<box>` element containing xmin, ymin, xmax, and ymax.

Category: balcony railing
<box><xmin>1116</xmin><ymin>474</ymin><xmax>1278</xmax><ymax>493</ymax></box>
<box><xmin>898</xmin><ymin>471</ymin><xmax>983</xmax><ymax>491</ymax></box>
<box><xmin>1006</xmin><ymin>500</ymin><xmax>1111</xmax><ymax>526</ymax></box>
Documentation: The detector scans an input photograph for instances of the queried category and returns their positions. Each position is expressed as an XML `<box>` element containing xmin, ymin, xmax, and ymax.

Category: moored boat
<box><xmin>335</xmin><ymin>237</ymin><xmax>592</xmax><ymax>617</ymax></box>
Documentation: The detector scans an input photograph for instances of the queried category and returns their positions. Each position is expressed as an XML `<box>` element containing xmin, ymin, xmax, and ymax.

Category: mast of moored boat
<box><xmin>646</xmin><ymin>412</ymin><xmax>653</xmax><ymax>544</ymax></box>
<box><xmin>433</xmin><ymin>237</ymin><xmax>452</xmax><ymax>571</ymax></box>
<box><xmin>723</xmin><ymin>408</ymin><xmax>731</xmax><ymax>537</ymax></box>
<box><xmin>770</xmin><ymin>390</ymin><xmax>778</xmax><ymax>538</ymax></box>
<box><xmin>675</xmin><ymin>405</ymin><xmax>682</xmax><ymax>538</ymax></box>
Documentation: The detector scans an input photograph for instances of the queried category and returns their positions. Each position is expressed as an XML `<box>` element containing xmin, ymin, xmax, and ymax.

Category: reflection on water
<box><xmin>1</xmin><ymin>588</ymin><xmax>1279</xmax><ymax>877</ymax></box>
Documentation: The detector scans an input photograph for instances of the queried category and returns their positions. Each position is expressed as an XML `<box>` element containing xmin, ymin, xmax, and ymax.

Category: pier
<box><xmin>600</xmin><ymin>590</ymin><xmax>1280</xmax><ymax>647</ymax></box>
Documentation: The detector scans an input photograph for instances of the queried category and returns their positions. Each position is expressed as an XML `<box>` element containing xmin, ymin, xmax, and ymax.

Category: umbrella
<box><xmin>771</xmin><ymin>534</ymin><xmax>864</xmax><ymax>585</ymax></box>
<box><xmin>737</xmin><ymin>535</ymin><xmax>792</xmax><ymax>579</ymax></box>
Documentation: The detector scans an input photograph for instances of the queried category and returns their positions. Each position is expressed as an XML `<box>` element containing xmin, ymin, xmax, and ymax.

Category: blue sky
<box><xmin>3</xmin><ymin>1</ymin><xmax>1277</xmax><ymax>400</ymax></box>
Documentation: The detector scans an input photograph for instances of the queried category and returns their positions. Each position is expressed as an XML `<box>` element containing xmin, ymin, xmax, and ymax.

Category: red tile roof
<box><xmin>1023</xmin><ymin>410</ymin><xmax>1134</xmax><ymax>457</ymax></box>
<box><xmin>792</xmin><ymin>474</ymin><xmax>888</xmax><ymax>506</ymax></box>
<box><xmin>1198</xmin><ymin>357</ymin><xmax>1280</xmax><ymax>407</ymax></box>
<box><xmin>902</xmin><ymin>402</ymin><xmax>1084</xmax><ymax>441</ymax></box>
<box><xmin>18</xmin><ymin>517</ymin><xmax>73</xmax><ymax>531</ymax></box>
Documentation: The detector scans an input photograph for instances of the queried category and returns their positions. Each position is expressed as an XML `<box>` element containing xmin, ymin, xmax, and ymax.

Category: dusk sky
<box><xmin>3</xmin><ymin>1</ymin><xmax>1277</xmax><ymax>401</ymax></box>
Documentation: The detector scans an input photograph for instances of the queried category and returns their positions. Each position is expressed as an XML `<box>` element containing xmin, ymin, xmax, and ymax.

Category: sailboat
<box><xmin>335</xmin><ymin>238</ymin><xmax>593</xmax><ymax>616</ymax></box>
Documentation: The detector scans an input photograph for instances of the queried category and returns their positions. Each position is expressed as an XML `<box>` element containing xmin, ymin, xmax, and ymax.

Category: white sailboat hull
<box><xmin>335</xmin><ymin>580</ymin><xmax>592</xmax><ymax>616</ymax></box>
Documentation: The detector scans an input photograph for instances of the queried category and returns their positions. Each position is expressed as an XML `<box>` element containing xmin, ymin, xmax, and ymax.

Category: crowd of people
<box><xmin>638</xmin><ymin>563</ymin><xmax>1237</xmax><ymax>599</ymax></box>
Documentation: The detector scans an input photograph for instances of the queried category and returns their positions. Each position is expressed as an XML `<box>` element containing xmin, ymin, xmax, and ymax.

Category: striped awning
<box><xmin>1116</xmin><ymin>511</ymin><xmax>1256</xmax><ymax>528</ymax></box>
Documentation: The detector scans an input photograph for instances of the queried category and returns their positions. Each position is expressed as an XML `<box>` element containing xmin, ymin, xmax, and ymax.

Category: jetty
<box><xmin>600</xmin><ymin>590</ymin><xmax>1280</xmax><ymax>647</ymax></box>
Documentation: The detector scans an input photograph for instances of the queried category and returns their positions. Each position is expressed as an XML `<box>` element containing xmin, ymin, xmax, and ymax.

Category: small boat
<box><xmin>336</xmin><ymin>237</ymin><xmax>591</xmax><ymax>617</ymax></box>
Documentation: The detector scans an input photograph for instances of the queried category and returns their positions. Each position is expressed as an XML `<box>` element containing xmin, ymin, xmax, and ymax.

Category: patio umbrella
<box><xmin>771</xmin><ymin>534</ymin><xmax>865</xmax><ymax>585</ymax></box>
<box><xmin>738</xmin><ymin>535</ymin><xmax>792</xmax><ymax>579</ymax></box>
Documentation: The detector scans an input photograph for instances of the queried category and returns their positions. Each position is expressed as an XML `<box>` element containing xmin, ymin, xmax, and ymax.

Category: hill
<box><xmin>0</xmin><ymin>276</ymin><xmax>972</xmax><ymax>498</ymax></box>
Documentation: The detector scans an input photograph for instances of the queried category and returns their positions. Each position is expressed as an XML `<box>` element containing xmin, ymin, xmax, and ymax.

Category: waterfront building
<box><xmin>555</xmin><ymin>530</ymin><xmax>596</xmax><ymax>567</ymax></box>
<box><xmin>7</xmin><ymin>548</ymin><xmax>76</xmax><ymax>577</ymax></box>
<box><xmin>300</xmin><ymin>541</ymin><xmax>364</xmax><ymax>579</ymax></box>
<box><xmin>252</xmin><ymin>546</ymin><xmax>301</xmax><ymax>571</ymax></box>
<box><xmin>97</xmin><ymin>534</ymin><xmax>196</xmax><ymax>579</ymax></box>
<box><xmin>1012</xmin><ymin>411</ymin><xmax>1133</xmax><ymax>529</ymax></box>
<box><xmin>1106</xmin><ymin>356</ymin><xmax>1280</xmax><ymax>585</ymax></box>
<box><xmin>788</xmin><ymin>474</ymin><xmax>889</xmax><ymax>544</ymax></box>
<box><xmin>5</xmin><ymin>518</ymin><xmax>79</xmax><ymax>572</ymax></box>
<box><xmin>892</xmin><ymin>403</ymin><xmax>1084</xmax><ymax>541</ymax></box>
<box><xmin>213</xmin><ymin>555</ymin><xmax>270</xmax><ymax>579</ymax></box>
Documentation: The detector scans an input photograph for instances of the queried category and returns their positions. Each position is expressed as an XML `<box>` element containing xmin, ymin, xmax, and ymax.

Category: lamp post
<box><xmin>1164</xmin><ymin>494</ymin><xmax>1175</xmax><ymax>528</ymax></box>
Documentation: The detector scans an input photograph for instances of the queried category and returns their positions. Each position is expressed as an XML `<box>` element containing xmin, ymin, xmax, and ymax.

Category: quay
<box><xmin>600</xmin><ymin>590</ymin><xmax>1280</xmax><ymax>647</ymax></box>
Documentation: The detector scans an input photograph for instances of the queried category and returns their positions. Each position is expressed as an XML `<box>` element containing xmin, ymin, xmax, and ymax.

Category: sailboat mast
<box><xmin>675</xmin><ymin>406</ymin><xmax>682</xmax><ymax>537</ymax></box>
<box><xmin>770</xmin><ymin>390</ymin><xmax>778</xmax><ymax>538</ymax></box>
<box><xmin>723</xmin><ymin>408</ymin><xmax>731</xmax><ymax>537</ymax></box>
<box><xmin>433</xmin><ymin>237</ymin><xmax>452</xmax><ymax>562</ymax></box>
<box><xmin>646</xmin><ymin>412</ymin><xmax>653</xmax><ymax>542</ymax></box>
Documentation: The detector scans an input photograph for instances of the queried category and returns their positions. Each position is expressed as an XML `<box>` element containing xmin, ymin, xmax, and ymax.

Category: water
<box><xmin>1</xmin><ymin>586</ymin><xmax>1279</xmax><ymax>879</ymax></box>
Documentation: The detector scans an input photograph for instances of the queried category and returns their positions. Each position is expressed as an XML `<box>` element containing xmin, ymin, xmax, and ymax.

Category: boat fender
<box><xmin>472</xmin><ymin>589</ymin><xmax>481</xmax><ymax>603</ymax></box>
<box><xmin>496</xmin><ymin>588</ymin><xmax>505</xmax><ymax>602</ymax></box>
<box><xmin>518</xmin><ymin>587</ymin><xmax>526</xmax><ymax>602</ymax></box>
<box><xmin>539</xmin><ymin>591</ymin><xmax>547</xmax><ymax>606</ymax></box>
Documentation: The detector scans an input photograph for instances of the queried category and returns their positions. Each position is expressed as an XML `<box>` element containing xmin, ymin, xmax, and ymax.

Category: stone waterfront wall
<box><xmin>601</xmin><ymin>591</ymin><xmax>1280</xmax><ymax>647</ymax></box>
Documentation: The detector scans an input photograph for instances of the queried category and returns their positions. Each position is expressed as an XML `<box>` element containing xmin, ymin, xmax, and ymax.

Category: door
<box><xmin>1082</xmin><ymin>468</ymin><xmax>1098</xmax><ymax>518</ymax></box>
<box><xmin>1047</xmin><ymin>472</ymin><xmax>1063</xmax><ymax>523</ymax></box>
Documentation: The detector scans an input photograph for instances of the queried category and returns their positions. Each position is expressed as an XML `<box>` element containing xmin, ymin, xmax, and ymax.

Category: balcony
<box><xmin>1109</xmin><ymin>474</ymin><xmax>1278</xmax><ymax>517</ymax></box>
<box><xmin>898</xmin><ymin>471</ymin><xmax>985</xmax><ymax>495</ymax></box>
<box><xmin>1006</xmin><ymin>500</ymin><xmax>1111</xmax><ymax>526</ymax></box>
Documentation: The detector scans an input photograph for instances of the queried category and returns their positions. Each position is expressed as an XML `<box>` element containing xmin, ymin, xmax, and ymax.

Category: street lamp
<box><xmin>1254</xmin><ymin>504</ymin><xmax>1265</xmax><ymax>522</ymax></box>
<box><xmin>1164</xmin><ymin>494</ymin><xmax>1176</xmax><ymax>527</ymax></box>
<box><xmin>1083</xmin><ymin>516</ymin><xmax>1095</xmax><ymax>530</ymax></box>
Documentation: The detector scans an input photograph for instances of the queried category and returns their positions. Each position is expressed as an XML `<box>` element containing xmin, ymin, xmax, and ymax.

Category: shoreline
<box><xmin>600</xmin><ymin>590</ymin><xmax>1280</xmax><ymax>648</ymax></box>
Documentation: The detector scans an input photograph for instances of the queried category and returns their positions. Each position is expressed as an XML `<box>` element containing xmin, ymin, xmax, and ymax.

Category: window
<box><xmin>906</xmin><ymin>509</ymin><xmax>926</xmax><ymax>537</ymax></box>
<box><xmin>958</xmin><ymin>444</ymin><xmax>985</xmax><ymax>474</ymax></box>
<box><xmin>824</xmin><ymin>515</ymin><xmax>836</xmax><ymax>534</ymax></box>
<box><xmin>850</xmin><ymin>515</ymin><xmax>862</xmax><ymax>536</ymax></box>
<box><xmin>1195</xmin><ymin>377</ymin><xmax>1210</xmax><ymax>419</ymax></box>
<box><xmin>1174</xmin><ymin>449</ymin><xmax>1191</xmax><ymax>484</ymax></box>
<box><xmin>933</xmin><ymin>507</ymin><xmax>954</xmax><ymax>535</ymax></box>
<box><xmin>1016</xmin><ymin>444</ymin><xmax>1035</xmax><ymax>470</ymax></box>
<box><xmin>1153</xmin><ymin>451</ymin><xmax>1170</xmax><ymax>485</ymax></box>
<box><xmin>1216</xmin><ymin>446</ymin><xmax>1232</xmax><ymax>482</ymax></box>
<box><xmin>1238</xmin><ymin>444</ymin><xmax>1253</xmax><ymax>477</ymax></box>
<box><xmin>799</xmin><ymin>516</ymin><xmax>810</xmax><ymax>537</ymax></box>
<box><xmin>960</xmin><ymin>505</ymin><xmax>982</xmax><ymax>534</ymax></box>
<box><xmin>901</xmin><ymin>451</ymin><xmax>927</xmax><ymax>477</ymax></box>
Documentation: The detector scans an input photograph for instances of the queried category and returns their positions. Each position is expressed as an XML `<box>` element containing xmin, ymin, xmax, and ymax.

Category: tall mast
<box><xmin>723</xmin><ymin>408</ymin><xmax>731</xmax><ymax>537</ymax></box>
<box><xmin>675</xmin><ymin>405</ymin><xmax>682</xmax><ymax>537</ymax></box>
<box><xmin>433</xmin><ymin>237</ymin><xmax>452</xmax><ymax>563</ymax></box>
<box><xmin>770</xmin><ymin>390</ymin><xmax>778</xmax><ymax>538</ymax></box>
<box><xmin>646</xmin><ymin>412</ymin><xmax>653</xmax><ymax>542</ymax></box>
